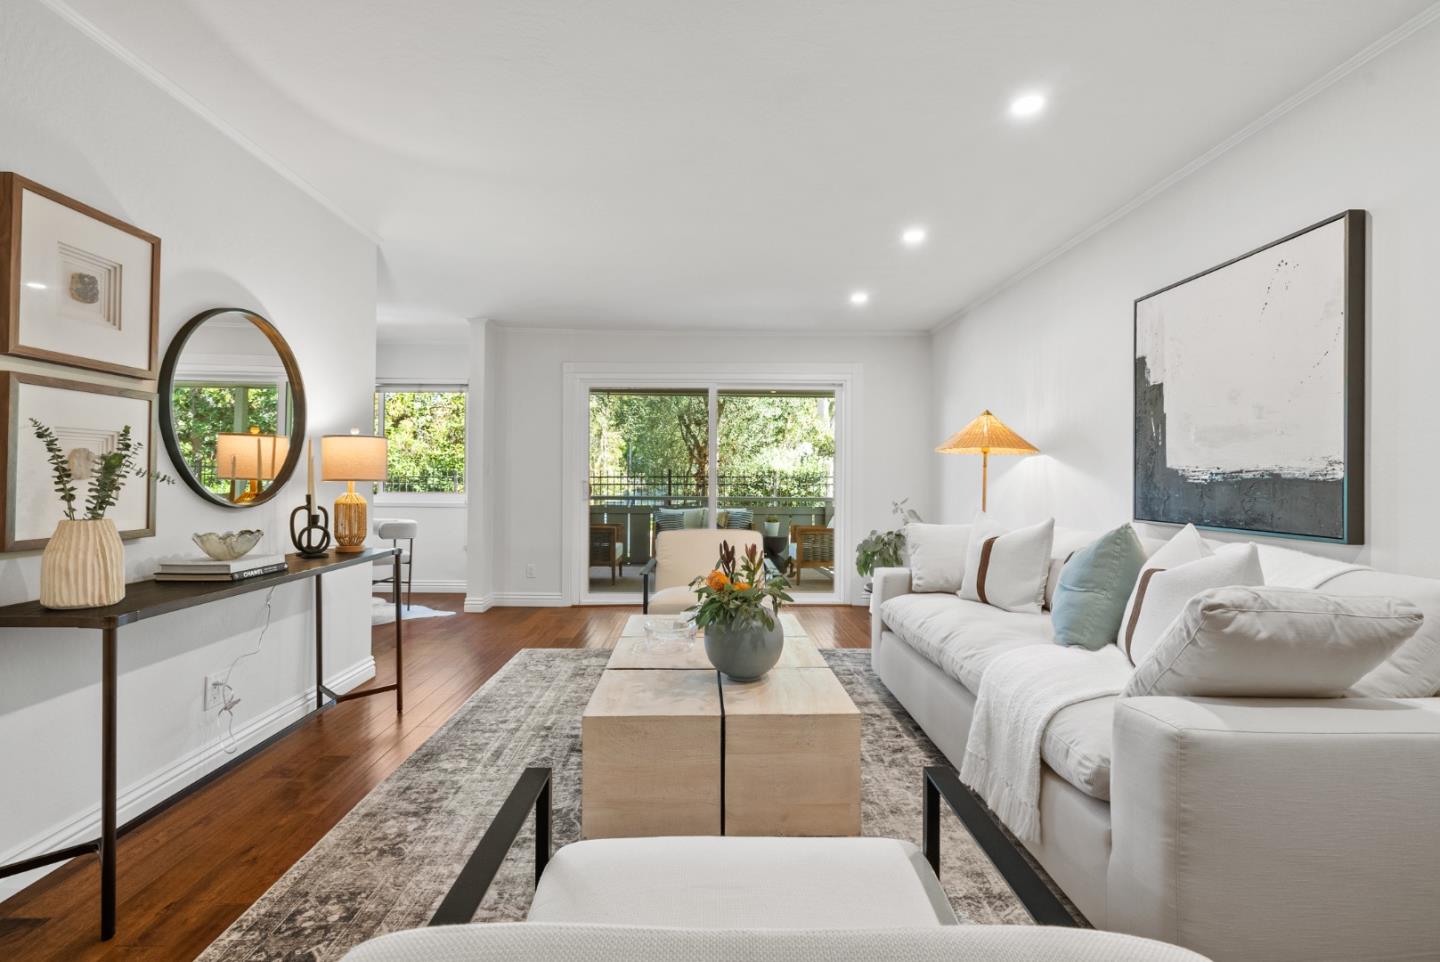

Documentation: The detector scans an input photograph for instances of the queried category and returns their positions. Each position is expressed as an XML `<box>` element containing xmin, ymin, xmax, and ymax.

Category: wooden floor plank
<box><xmin>0</xmin><ymin>598</ymin><xmax>870</xmax><ymax>961</ymax></box>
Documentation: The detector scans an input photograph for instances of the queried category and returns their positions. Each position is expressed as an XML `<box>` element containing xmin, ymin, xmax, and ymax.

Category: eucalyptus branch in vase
<box><xmin>30</xmin><ymin>419</ymin><xmax>175</xmax><ymax>520</ymax></box>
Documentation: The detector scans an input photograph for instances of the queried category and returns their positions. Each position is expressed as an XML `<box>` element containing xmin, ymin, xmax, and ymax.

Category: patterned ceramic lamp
<box><xmin>321</xmin><ymin>430</ymin><xmax>388</xmax><ymax>553</ymax></box>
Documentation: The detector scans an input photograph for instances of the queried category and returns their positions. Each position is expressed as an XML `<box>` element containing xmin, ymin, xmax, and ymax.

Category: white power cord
<box><xmin>214</xmin><ymin>586</ymin><xmax>277</xmax><ymax>755</ymax></box>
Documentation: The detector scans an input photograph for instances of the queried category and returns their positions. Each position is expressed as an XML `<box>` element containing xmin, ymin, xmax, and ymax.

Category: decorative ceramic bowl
<box><xmin>192</xmin><ymin>529</ymin><xmax>264</xmax><ymax>561</ymax></box>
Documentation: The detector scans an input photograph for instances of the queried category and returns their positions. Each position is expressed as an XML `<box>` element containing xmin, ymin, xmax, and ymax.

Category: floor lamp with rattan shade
<box><xmin>322</xmin><ymin>431</ymin><xmax>388</xmax><ymax>553</ymax></box>
<box><xmin>936</xmin><ymin>410</ymin><xmax>1038</xmax><ymax>512</ymax></box>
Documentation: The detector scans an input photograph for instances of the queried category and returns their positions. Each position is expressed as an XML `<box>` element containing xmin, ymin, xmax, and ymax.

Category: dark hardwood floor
<box><xmin>0</xmin><ymin>598</ymin><xmax>871</xmax><ymax>961</ymax></box>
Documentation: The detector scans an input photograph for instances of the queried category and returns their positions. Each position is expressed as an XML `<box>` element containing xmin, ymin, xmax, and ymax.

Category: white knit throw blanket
<box><xmin>960</xmin><ymin>644</ymin><xmax>1132</xmax><ymax>844</ymax></box>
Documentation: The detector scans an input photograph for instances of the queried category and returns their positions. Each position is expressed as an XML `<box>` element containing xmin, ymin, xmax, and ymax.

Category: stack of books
<box><xmin>154</xmin><ymin>553</ymin><xmax>289</xmax><ymax>583</ymax></box>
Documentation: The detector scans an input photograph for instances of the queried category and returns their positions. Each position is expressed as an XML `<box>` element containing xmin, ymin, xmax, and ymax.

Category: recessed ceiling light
<box><xmin>24</xmin><ymin>281</ymin><xmax>47</xmax><ymax>290</ymax></box>
<box><xmin>900</xmin><ymin>226</ymin><xmax>928</xmax><ymax>248</ymax></box>
<box><xmin>849</xmin><ymin>290</ymin><xmax>870</xmax><ymax>306</ymax></box>
<box><xmin>1008</xmin><ymin>91</ymin><xmax>1047</xmax><ymax>119</ymax></box>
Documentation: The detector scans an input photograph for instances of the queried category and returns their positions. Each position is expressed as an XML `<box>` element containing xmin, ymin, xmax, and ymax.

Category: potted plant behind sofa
<box><xmin>690</xmin><ymin>540</ymin><xmax>794</xmax><ymax>681</ymax></box>
<box><xmin>31</xmin><ymin>419</ymin><xmax>173</xmax><ymax>609</ymax></box>
<box><xmin>762</xmin><ymin>514</ymin><xmax>781</xmax><ymax>537</ymax></box>
<box><xmin>855</xmin><ymin>498</ymin><xmax>922</xmax><ymax>594</ymax></box>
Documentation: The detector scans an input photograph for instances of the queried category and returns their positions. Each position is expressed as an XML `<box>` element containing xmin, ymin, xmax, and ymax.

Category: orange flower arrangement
<box><xmin>689</xmin><ymin>540</ymin><xmax>792</xmax><ymax>631</ymax></box>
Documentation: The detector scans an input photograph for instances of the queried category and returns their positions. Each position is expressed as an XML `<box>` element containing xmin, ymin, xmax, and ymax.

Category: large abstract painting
<box><xmin>1133</xmin><ymin>210</ymin><xmax>1365</xmax><ymax>544</ymax></box>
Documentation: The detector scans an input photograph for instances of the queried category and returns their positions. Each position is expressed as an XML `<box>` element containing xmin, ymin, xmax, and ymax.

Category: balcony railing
<box><xmin>588</xmin><ymin>471</ymin><xmax>833</xmax><ymax>564</ymax></box>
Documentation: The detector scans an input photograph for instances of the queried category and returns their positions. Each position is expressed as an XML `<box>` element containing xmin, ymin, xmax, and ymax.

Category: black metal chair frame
<box><xmin>372</xmin><ymin>534</ymin><xmax>415</xmax><ymax>610</ymax></box>
<box><xmin>922</xmin><ymin>766</ymin><xmax>1079</xmax><ymax>927</ymax></box>
<box><xmin>429</xmin><ymin>767</ymin><xmax>552</xmax><ymax>926</ymax></box>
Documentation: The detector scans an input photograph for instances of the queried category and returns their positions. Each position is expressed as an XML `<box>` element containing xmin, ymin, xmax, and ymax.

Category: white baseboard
<box><xmin>372</xmin><ymin>579</ymin><xmax>466</xmax><ymax>594</ymax></box>
<box><xmin>0</xmin><ymin>656</ymin><xmax>376</xmax><ymax>902</ymax></box>
<box><xmin>492</xmin><ymin>591</ymin><xmax>568</xmax><ymax>607</ymax></box>
<box><xmin>463</xmin><ymin>593</ymin><xmax>493</xmax><ymax>613</ymax></box>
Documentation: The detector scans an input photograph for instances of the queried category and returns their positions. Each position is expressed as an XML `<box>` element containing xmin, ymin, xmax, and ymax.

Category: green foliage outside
<box><xmin>589</xmin><ymin>391</ymin><xmax>834</xmax><ymax>499</ymax></box>
<box><xmin>170</xmin><ymin>384</ymin><xmax>282</xmax><ymax>494</ymax></box>
<box><xmin>374</xmin><ymin>390</ymin><xmax>466</xmax><ymax>493</ymax></box>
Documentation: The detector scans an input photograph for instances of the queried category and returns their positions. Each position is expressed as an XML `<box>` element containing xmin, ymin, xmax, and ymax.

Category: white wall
<box><xmin>489</xmin><ymin>328</ymin><xmax>934</xmax><ymax>605</ymax></box>
<box><xmin>932</xmin><ymin>20</ymin><xmax>1440</xmax><ymax>578</ymax></box>
<box><xmin>0</xmin><ymin>0</ymin><xmax>377</xmax><ymax>898</ymax></box>
<box><xmin>373</xmin><ymin>336</ymin><xmax>469</xmax><ymax>591</ymax></box>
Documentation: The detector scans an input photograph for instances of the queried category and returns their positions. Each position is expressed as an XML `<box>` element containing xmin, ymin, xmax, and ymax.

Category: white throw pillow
<box><xmin>904</xmin><ymin>523</ymin><xmax>971</xmax><ymax>594</ymax></box>
<box><xmin>1120</xmin><ymin>544</ymin><xmax>1264</xmax><ymax>666</ymax></box>
<box><xmin>1123</xmin><ymin>586</ymin><xmax>1423</xmax><ymax>698</ymax></box>
<box><xmin>1115</xmin><ymin>524</ymin><xmax>1210</xmax><ymax>645</ymax></box>
<box><xmin>958</xmin><ymin>515</ymin><xmax>1054</xmax><ymax>614</ymax></box>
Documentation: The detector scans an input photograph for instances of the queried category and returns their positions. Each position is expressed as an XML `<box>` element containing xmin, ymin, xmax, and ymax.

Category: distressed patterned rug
<box><xmin>198</xmin><ymin>649</ymin><xmax>1046</xmax><ymax>961</ymax></box>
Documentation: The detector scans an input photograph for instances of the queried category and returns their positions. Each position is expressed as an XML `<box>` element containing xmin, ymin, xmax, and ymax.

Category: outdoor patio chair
<box><xmin>642</xmin><ymin>528</ymin><xmax>763</xmax><ymax>614</ymax></box>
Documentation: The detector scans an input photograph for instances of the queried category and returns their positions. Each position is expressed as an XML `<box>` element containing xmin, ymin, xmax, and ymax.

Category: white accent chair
<box><xmin>642</xmin><ymin>528</ymin><xmax>763</xmax><ymax>614</ymax></box>
<box><xmin>341</xmin><ymin>768</ymin><xmax>1207</xmax><ymax>962</ymax></box>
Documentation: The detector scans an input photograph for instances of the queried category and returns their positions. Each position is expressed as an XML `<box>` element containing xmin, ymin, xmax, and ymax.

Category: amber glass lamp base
<box><xmin>333</xmin><ymin>482</ymin><xmax>368</xmax><ymax>553</ymax></box>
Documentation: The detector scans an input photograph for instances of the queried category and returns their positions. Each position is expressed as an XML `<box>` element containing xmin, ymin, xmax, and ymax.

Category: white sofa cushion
<box><xmin>1043</xmin><ymin>696</ymin><xmax>1116</xmax><ymax>801</ymax></box>
<box><xmin>527</xmin><ymin>836</ymin><xmax>955</xmax><ymax>928</ymax></box>
<box><xmin>959</xmin><ymin>515</ymin><xmax>1054</xmax><ymax>613</ymax></box>
<box><xmin>1328</xmin><ymin>569</ymin><xmax>1440</xmax><ymax>698</ymax></box>
<box><xmin>1123</xmin><ymin>586</ymin><xmax>1423</xmax><ymax>698</ymax></box>
<box><xmin>881</xmin><ymin>593</ymin><xmax>1052</xmax><ymax>692</ymax></box>
<box><xmin>904</xmin><ymin>523</ymin><xmax>971</xmax><ymax>593</ymax></box>
<box><xmin>646</xmin><ymin>584</ymin><xmax>696</xmax><ymax>614</ymax></box>
<box><xmin>1120</xmin><ymin>545</ymin><xmax>1264</xmax><ymax>666</ymax></box>
<box><xmin>341</xmin><ymin>923</ymin><xmax>1210</xmax><ymax>962</ymax></box>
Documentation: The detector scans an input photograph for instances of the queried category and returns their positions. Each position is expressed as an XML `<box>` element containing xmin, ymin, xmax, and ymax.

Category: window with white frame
<box><xmin>372</xmin><ymin>385</ymin><xmax>467</xmax><ymax>497</ymax></box>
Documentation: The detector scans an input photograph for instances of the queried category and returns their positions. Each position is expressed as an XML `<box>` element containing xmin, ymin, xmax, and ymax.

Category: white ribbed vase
<box><xmin>41</xmin><ymin>519</ymin><xmax>126</xmax><ymax>609</ymax></box>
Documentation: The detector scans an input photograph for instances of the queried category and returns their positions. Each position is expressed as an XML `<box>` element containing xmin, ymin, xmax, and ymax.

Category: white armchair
<box><xmin>642</xmin><ymin>529</ymin><xmax>764</xmax><ymax>614</ymax></box>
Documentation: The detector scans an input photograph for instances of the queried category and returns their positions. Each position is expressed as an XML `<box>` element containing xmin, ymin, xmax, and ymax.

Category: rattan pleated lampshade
<box><xmin>935</xmin><ymin>410</ymin><xmax>1038</xmax><ymax>455</ymax></box>
<box><xmin>935</xmin><ymin>410</ymin><xmax>1038</xmax><ymax>512</ymax></box>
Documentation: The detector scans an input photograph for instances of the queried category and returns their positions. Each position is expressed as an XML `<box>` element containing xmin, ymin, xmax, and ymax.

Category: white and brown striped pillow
<box><xmin>1119</xmin><ymin>546</ymin><xmax>1264</xmax><ymax>666</ymax></box>
<box><xmin>958</xmin><ymin>516</ymin><xmax>1054</xmax><ymax>613</ymax></box>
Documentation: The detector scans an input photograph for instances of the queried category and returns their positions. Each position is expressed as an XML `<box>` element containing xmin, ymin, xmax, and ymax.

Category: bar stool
<box><xmin>372</xmin><ymin>518</ymin><xmax>417</xmax><ymax>609</ymax></box>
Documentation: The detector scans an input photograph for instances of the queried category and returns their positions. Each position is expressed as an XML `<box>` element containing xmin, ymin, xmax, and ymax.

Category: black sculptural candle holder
<box><xmin>290</xmin><ymin>495</ymin><xmax>331</xmax><ymax>558</ymax></box>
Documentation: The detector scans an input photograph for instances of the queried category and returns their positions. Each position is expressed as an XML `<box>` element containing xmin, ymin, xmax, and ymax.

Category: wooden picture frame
<box><xmin>1133</xmin><ymin>210</ymin><xmax>1365</xmax><ymax>544</ymax></box>
<box><xmin>0</xmin><ymin>372</ymin><xmax>158</xmax><ymax>551</ymax></box>
<box><xmin>0</xmin><ymin>172</ymin><xmax>161</xmax><ymax>380</ymax></box>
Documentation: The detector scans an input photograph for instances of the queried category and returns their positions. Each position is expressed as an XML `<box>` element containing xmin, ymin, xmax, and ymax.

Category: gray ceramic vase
<box><xmin>704</xmin><ymin>617</ymin><xmax>784</xmax><ymax>682</ymax></box>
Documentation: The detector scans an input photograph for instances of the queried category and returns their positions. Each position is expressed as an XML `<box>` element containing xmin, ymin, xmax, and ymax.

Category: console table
<box><xmin>0</xmin><ymin>547</ymin><xmax>401</xmax><ymax>941</ymax></box>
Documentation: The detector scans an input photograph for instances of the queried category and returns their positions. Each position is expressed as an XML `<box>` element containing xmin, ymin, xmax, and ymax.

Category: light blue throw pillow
<box><xmin>1051</xmin><ymin>524</ymin><xmax>1147</xmax><ymax>651</ymax></box>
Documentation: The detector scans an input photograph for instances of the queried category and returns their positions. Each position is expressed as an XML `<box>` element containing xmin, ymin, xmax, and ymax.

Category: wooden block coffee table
<box><xmin>582</xmin><ymin>614</ymin><xmax>861</xmax><ymax>839</ymax></box>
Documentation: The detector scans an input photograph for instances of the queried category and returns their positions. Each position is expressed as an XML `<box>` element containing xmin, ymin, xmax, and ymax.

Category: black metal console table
<box><xmin>0</xmin><ymin>547</ymin><xmax>402</xmax><ymax>941</ymax></box>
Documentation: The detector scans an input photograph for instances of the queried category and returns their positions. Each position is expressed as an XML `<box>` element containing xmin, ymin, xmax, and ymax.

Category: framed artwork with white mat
<box><xmin>0</xmin><ymin>172</ymin><xmax>161</xmax><ymax>380</ymax></box>
<box><xmin>0</xmin><ymin>372</ymin><xmax>157</xmax><ymax>550</ymax></box>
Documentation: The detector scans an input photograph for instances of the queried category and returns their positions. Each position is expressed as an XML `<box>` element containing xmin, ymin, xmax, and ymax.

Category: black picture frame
<box><xmin>1132</xmin><ymin>210</ymin><xmax>1365</xmax><ymax>545</ymax></box>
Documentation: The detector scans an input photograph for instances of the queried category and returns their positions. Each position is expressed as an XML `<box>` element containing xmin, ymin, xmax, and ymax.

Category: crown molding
<box><xmin>488</xmin><ymin>322</ymin><xmax>928</xmax><ymax>338</ymax></box>
<box><xmin>932</xmin><ymin>2</ymin><xmax>1440</xmax><ymax>334</ymax></box>
<box><xmin>35</xmin><ymin>0</ymin><xmax>381</xmax><ymax>246</ymax></box>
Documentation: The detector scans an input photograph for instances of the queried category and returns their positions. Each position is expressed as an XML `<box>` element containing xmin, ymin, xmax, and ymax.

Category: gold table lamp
<box><xmin>214</xmin><ymin>426</ymin><xmax>290</xmax><ymax>504</ymax></box>
<box><xmin>321</xmin><ymin>430</ymin><xmax>388</xmax><ymax>553</ymax></box>
<box><xmin>935</xmin><ymin>409</ymin><xmax>1038</xmax><ymax>512</ymax></box>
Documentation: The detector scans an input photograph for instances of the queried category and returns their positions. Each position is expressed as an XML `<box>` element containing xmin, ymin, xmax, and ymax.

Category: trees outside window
<box><xmin>373</xmin><ymin>388</ymin><xmax>466</xmax><ymax>494</ymax></box>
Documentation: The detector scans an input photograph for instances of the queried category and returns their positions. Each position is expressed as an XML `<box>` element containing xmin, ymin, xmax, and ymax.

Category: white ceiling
<box><xmin>57</xmin><ymin>0</ymin><xmax>1435</xmax><ymax>334</ymax></box>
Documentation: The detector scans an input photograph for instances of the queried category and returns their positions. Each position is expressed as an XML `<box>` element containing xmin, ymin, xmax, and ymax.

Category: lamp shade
<box><xmin>935</xmin><ymin>410</ymin><xmax>1038</xmax><ymax>456</ymax></box>
<box><xmin>321</xmin><ymin>433</ymin><xmax>388</xmax><ymax>481</ymax></box>
<box><xmin>214</xmin><ymin>431</ymin><xmax>290</xmax><ymax>480</ymax></box>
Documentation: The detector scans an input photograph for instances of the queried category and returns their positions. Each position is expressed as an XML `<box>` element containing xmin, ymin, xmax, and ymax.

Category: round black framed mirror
<box><xmin>159</xmin><ymin>308</ymin><xmax>307</xmax><ymax>508</ymax></box>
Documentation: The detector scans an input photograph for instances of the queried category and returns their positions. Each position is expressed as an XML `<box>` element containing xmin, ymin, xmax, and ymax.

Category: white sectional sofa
<box><xmin>870</xmin><ymin>524</ymin><xmax>1440</xmax><ymax>962</ymax></box>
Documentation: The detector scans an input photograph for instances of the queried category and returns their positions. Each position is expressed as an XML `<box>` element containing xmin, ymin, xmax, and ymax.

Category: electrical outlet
<box><xmin>204</xmin><ymin>674</ymin><xmax>228</xmax><ymax>711</ymax></box>
<box><xmin>525</xmin><ymin>563</ymin><xmax>536</xmax><ymax>579</ymax></box>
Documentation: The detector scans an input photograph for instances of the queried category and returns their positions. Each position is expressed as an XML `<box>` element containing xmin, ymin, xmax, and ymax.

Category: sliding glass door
<box><xmin>584</xmin><ymin>384</ymin><xmax>840</xmax><ymax>603</ymax></box>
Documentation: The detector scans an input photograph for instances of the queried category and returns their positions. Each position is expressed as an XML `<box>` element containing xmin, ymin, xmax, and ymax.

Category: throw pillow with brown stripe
<box><xmin>1120</xmin><ymin>545</ymin><xmax>1264</xmax><ymax>666</ymax></box>
<box><xmin>958</xmin><ymin>515</ymin><xmax>1054</xmax><ymax>613</ymax></box>
<box><xmin>1115</xmin><ymin>523</ymin><xmax>1210</xmax><ymax>649</ymax></box>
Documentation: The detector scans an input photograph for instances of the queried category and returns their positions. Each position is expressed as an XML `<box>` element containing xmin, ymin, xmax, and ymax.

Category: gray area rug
<box><xmin>198</xmin><ymin>649</ymin><xmax>1037</xmax><ymax>961</ymax></box>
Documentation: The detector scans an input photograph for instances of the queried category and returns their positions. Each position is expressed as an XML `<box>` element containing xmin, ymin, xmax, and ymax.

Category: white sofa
<box><xmin>870</xmin><ymin>524</ymin><xmax>1440</xmax><ymax>962</ymax></box>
